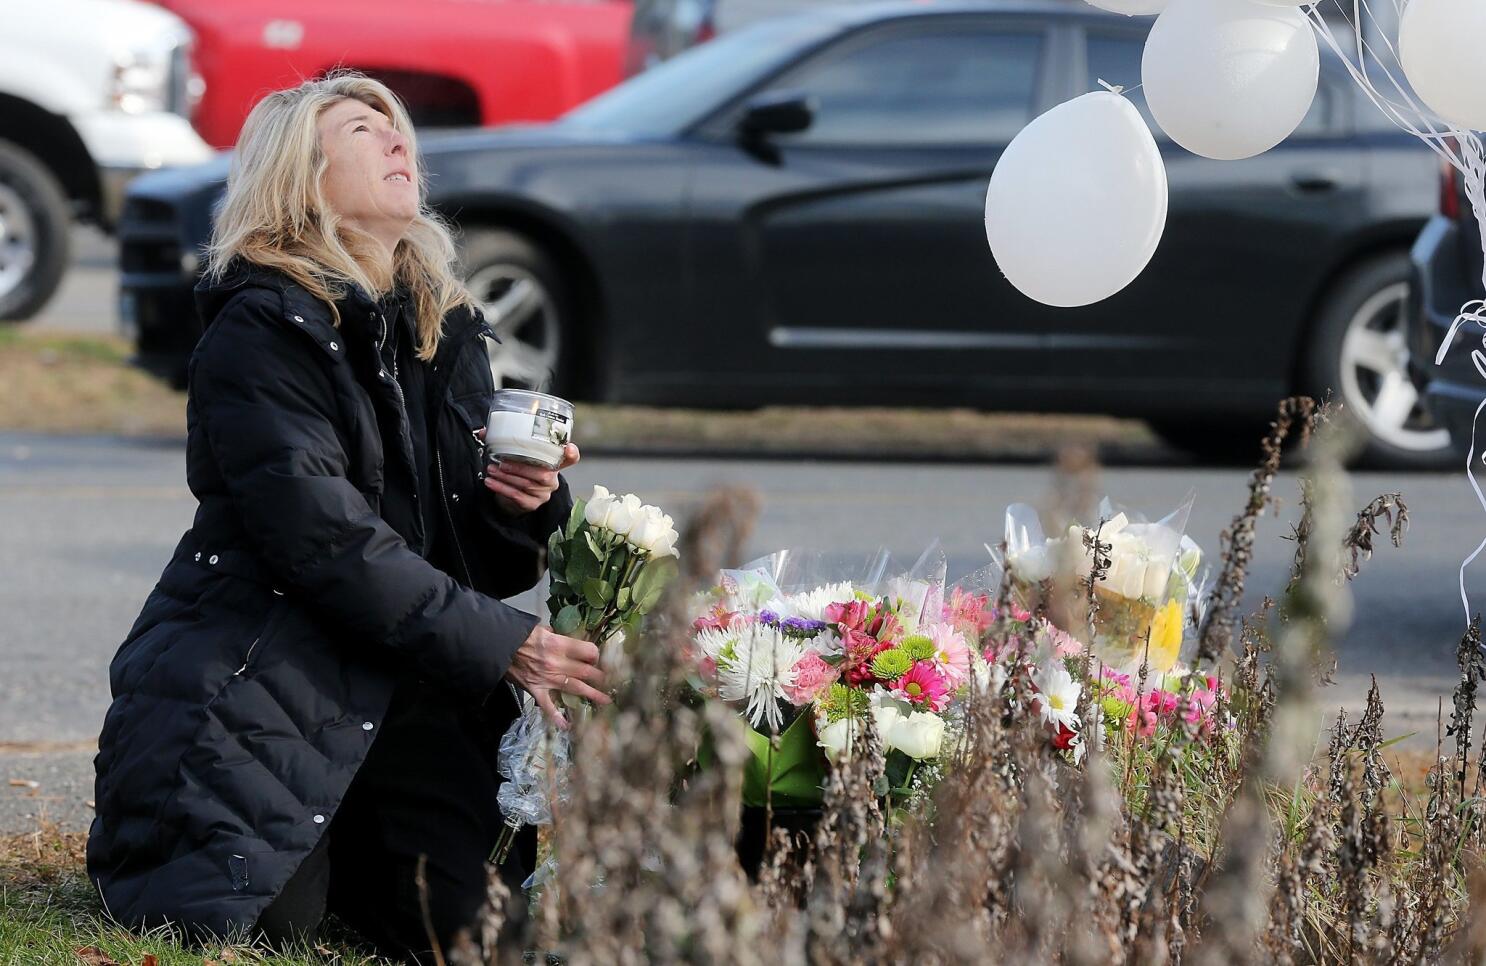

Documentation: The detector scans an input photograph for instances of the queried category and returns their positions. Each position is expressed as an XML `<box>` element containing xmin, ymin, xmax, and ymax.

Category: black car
<box><xmin>120</xmin><ymin>0</ymin><xmax>1446</xmax><ymax>466</ymax></box>
<box><xmin>1408</xmin><ymin>162</ymin><xmax>1485</xmax><ymax>464</ymax></box>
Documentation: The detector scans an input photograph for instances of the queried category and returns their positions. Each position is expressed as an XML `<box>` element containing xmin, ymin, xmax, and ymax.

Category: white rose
<box><xmin>628</xmin><ymin>506</ymin><xmax>678</xmax><ymax>556</ymax></box>
<box><xmin>598</xmin><ymin>494</ymin><xmax>639</xmax><ymax>537</ymax></box>
<box><xmin>883</xmin><ymin>709</ymin><xmax>944</xmax><ymax>760</ymax></box>
<box><xmin>816</xmin><ymin>715</ymin><xmax>856</xmax><ymax>760</ymax></box>
<box><xmin>584</xmin><ymin>486</ymin><xmax>616</xmax><ymax>529</ymax></box>
<box><xmin>1007</xmin><ymin>541</ymin><xmax>1056</xmax><ymax>583</ymax></box>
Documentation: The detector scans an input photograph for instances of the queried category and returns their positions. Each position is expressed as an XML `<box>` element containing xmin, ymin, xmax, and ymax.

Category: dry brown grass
<box><xmin>0</xmin><ymin>329</ymin><xmax>1157</xmax><ymax>458</ymax></box>
<box><xmin>0</xmin><ymin>331</ymin><xmax>187</xmax><ymax>436</ymax></box>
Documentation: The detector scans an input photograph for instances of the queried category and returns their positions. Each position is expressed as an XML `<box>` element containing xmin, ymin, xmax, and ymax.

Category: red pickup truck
<box><xmin>148</xmin><ymin>0</ymin><xmax>636</xmax><ymax>148</ymax></box>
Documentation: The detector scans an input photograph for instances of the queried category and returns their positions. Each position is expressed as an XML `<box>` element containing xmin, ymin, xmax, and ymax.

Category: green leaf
<box><xmin>583</xmin><ymin>578</ymin><xmax>613</xmax><ymax>609</ymax></box>
<box><xmin>579</xmin><ymin>526</ymin><xmax>603</xmax><ymax>564</ymax></box>
<box><xmin>617</xmin><ymin>586</ymin><xmax>631</xmax><ymax>611</ymax></box>
<box><xmin>564</xmin><ymin>536</ymin><xmax>601</xmax><ymax>585</ymax></box>
<box><xmin>742</xmin><ymin>714</ymin><xmax>828</xmax><ymax>808</ymax></box>
<box><xmin>553</xmin><ymin>604</ymin><xmax>583</xmax><ymax>636</ymax></box>
<box><xmin>632</xmin><ymin>557</ymin><xmax>679</xmax><ymax>614</ymax></box>
<box><xmin>565</xmin><ymin>501</ymin><xmax>586</xmax><ymax>541</ymax></box>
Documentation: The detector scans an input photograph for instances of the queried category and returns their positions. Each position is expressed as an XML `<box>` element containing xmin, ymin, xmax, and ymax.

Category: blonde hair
<box><xmin>205</xmin><ymin>72</ymin><xmax>475</xmax><ymax>362</ymax></box>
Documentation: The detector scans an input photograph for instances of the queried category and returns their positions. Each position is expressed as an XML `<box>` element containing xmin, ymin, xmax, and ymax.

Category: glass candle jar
<box><xmin>484</xmin><ymin>389</ymin><xmax>574</xmax><ymax>470</ymax></box>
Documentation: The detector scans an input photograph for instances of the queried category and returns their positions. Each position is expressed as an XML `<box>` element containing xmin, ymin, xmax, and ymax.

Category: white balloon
<box><xmin>1400</xmin><ymin>0</ymin><xmax>1486</xmax><ymax>131</ymax></box>
<box><xmin>1142</xmin><ymin>0</ymin><xmax>1319</xmax><ymax>160</ymax></box>
<box><xmin>1084</xmin><ymin>0</ymin><xmax>1167</xmax><ymax>15</ymax></box>
<box><xmin>984</xmin><ymin>92</ymin><xmax>1168</xmax><ymax>308</ymax></box>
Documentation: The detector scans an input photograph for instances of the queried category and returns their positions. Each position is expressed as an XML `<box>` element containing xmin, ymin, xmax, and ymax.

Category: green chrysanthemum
<box><xmin>900</xmin><ymin>635</ymin><xmax>937</xmax><ymax>662</ymax></box>
<box><xmin>870</xmin><ymin>648</ymin><xmax>913</xmax><ymax>681</ymax></box>
<box><xmin>820</xmin><ymin>682</ymin><xmax>871</xmax><ymax>723</ymax></box>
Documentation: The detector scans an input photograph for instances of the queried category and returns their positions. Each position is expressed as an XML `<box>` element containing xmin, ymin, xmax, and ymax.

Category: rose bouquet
<box><xmin>548</xmin><ymin>485</ymin><xmax>679</xmax><ymax>656</ymax></box>
<box><xmin>1001</xmin><ymin>494</ymin><xmax>1207</xmax><ymax>675</ymax></box>
<box><xmin>492</xmin><ymin>485</ymin><xmax>680</xmax><ymax>865</ymax></box>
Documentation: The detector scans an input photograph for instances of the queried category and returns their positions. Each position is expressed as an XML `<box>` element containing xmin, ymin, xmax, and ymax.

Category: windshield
<box><xmin>562</xmin><ymin>16</ymin><xmax>834</xmax><ymax>136</ymax></box>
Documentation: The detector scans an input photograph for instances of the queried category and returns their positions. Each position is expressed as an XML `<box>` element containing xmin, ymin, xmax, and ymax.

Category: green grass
<box><xmin>0</xmin><ymin>828</ymin><xmax>393</xmax><ymax>966</ymax></box>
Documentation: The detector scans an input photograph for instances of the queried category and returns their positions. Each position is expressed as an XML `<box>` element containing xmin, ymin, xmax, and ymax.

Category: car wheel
<box><xmin>459</xmin><ymin>228</ymin><xmax>576</xmax><ymax>396</ymax></box>
<box><xmin>1304</xmin><ymin>252</ymin><xmax>1457</xmax><ymax>470</ymax></box>
<box><xmin>0</xmin><ymin>140</ymin><xmax>71</xmax><ymax>322</ymax></box>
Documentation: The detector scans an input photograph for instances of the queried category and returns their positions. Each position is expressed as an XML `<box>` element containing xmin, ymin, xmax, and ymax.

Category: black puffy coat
<box><xmin>87</xmin><ymin>262</ymin><xmax>570</xmax><ymax>939</ymax></box>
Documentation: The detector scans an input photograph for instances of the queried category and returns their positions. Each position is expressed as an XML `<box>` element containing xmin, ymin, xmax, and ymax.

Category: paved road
<box><xmin>1</xmin><ymin>431</ymin><xmax>1479</xmax><ymax>833</ymax></box>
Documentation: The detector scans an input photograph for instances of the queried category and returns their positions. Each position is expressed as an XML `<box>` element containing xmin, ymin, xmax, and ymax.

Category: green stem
<box><xmin>489</xmin><ymin>818</ymin><xmax>522</xmax><ymax>865</ymax></box>
<box><xmin>589</xmin><ymin>551</ymin><xmax>646</xmax><ymax>644</ymax></box>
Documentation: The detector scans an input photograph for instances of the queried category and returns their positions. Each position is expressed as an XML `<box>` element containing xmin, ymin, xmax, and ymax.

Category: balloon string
<box><xmin>1435</xmin><ymin>301</ymin><xmax>1486</xmax><ymax>367</ymax></box>
<box><xmin>1458</xmin><ymin>395</ymin><xmax>1486</xmax><ymax>624</ymax></box>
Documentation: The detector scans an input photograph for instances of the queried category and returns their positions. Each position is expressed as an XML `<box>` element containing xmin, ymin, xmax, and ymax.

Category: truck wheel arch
<box><xmin>0</xmin><ymin>93</ymin><xmax>98</xmax><ymax>220</ymax></box>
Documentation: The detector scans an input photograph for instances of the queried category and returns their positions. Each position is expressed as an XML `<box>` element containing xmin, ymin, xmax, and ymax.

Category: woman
<box><xmin>86</xmin><ymin>74</ymin><xmax>605</xmax><ymax>961</ymax></box>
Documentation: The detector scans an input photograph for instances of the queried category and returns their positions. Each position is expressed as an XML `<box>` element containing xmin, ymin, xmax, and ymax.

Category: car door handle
<box><xmin>1290</xmin><ymin>172</ymin><xmax>1339</xmax><ymax>193</ymax></box>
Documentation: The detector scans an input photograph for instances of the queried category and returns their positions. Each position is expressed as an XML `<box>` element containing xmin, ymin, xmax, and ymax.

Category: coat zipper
<box><xmin>428</xmin><ymin>313</ymin><xmax>492</xmax><ymax>590</ymax></box>
<box><xmin>233</xmin><ymin>637</ymin><xmax>261</xmax><ymax>677</ymax></box>
<box><xmin>435</xmin><ymin>447</ymin><xmax>476</xmax><ymax>588</ymax></box>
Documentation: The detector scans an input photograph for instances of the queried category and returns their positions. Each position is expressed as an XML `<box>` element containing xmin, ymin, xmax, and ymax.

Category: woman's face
<box><xmin>317</xmin><ymin>98</ymin><xmax>418</xmax><ymax>246</ymax></box>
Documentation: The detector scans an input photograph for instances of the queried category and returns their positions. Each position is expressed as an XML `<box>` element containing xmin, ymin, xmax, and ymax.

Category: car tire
<box><xmin>458</xmin><ymin>228</ymin><xmax>581</xmax><ymax>397</ymax></box>
<box><xmin>1303</xmin><ymin>252</ymin><xmax>1459</xmax><ymax>471</ymax></box>
<box><xmin>0</xmin><ymin>139</ymin><xmax>71</xmax><ymax>322</ymax></box>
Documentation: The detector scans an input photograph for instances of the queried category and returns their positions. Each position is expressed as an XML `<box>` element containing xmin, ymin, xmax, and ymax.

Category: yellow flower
<box><xmin>1145</xmin><ymin>599</ymin><xmax>1185</xmax><ymax>674</ymax></box>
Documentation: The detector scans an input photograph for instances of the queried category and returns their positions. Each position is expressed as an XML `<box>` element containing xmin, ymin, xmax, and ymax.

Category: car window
<box><xmin>765</xmin><ymin>26</ymin><xmax>1045</xmax><ymax>147</ymax></box>
<box><xmin>1084</xmin><ymin>31</ymin><xmax>1345</xmax><ymax>140</ymax></box>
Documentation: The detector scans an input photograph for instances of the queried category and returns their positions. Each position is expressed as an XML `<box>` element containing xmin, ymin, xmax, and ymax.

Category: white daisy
<box><xmin>717</xmin><ymin>624</ymin><xmax>807</xmax><ymax>731</ymax></box>
<box><xmin>1033</xmin><ymin>662</ymin><xmax>1082</xmax><ymax>732</ymax></box>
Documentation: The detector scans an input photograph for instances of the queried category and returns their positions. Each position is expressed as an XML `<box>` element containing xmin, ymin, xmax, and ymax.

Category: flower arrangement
<box><xmin>493</xmin><ymin>485</ymin><xmax>680</xmax><ymax>866</ymax></box>
<box><xmin>1001</xmin><ymin>496</ymin><xmax>1207</xmax><ymax>675</ymax></box>
<box><xmin>688</xmin><ymin>558</ymin><xmax>958</xmax><ymax>807</ymax></box>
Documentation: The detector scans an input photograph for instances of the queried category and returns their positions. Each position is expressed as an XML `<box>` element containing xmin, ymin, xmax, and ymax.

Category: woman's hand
<box><xmin>505</xmin><ymin>624</ymin><xmax>609</xmax><ymax>729</ymax></box>
<box><xmin>477</xmin><ymin>431</ymin><xmax>580</xmax><ymax>515</ymax></box>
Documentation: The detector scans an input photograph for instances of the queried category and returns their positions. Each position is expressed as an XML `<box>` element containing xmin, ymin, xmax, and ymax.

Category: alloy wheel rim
<box><xmin>1337</xmin><ymin>281</ymin><xmax>1452</xmax><ymax>454</ymax></box>
<box><xmin>465</xmin><ymin>263</ymin><xmax>561</xmax><ymax>392</ymax></box>
<box><xmin>0</xmin><ymin>182</ymin><xmax>37</xmax><ymax>303</ymax></box>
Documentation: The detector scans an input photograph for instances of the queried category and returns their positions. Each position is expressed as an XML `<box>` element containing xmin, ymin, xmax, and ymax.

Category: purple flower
<box><xmin>758</xmin><ymin>611</ymin><xmax>829</xmax><ymax>639</ymax></box>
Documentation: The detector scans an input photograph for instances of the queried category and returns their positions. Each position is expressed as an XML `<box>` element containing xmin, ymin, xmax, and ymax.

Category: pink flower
<box><xmin>925</xmin><ymin>623</ymin><xmax>972</xmax><ymax>684</ymax></box>
<box><xmin>868</xmin><ymin>608</ymin><xmax>904</xmax><ymax>645</ymax></box>
<box><xmin>891</xmin><ymin>662</ymin><xmax>952</xmax><ymax>712</ymax></box>
<box><xmin>1041</xmin><ymin>621</ymin><xmax>1085</xmax><ymax>659</ymax></box>
<box><xmin>1142</xmin><ymin>690</ymin><xmax>1181</xmax><ymax>718</ymax></box>
<box><xmin>691</xmin><ymin>607</ymin><xmax>736</xmax><ymax>634</ymax></box>
<box><xmin>1128</xmin><ymin>706</ymin><xmax>1159</xmax><ymax>738</ymax></box>
<box><xmin>826</xmin><ymin>599</ymin><xmax>871</xmax><ymax>632</ymax></box>
<box><xmin>1183</xmin><ymin>688</ymin><xmax>1217</xmax><ymax>727</ymax></box>
<box><xmin>943</xmin><ymin>588</ymin><xmax>995</xmax><ymax>638</ymax></box>
<box><xmin>844</xmin><ymin>629</ymin><xmax>891</xmax><ymax>686</ymax></box>
<box><xmin>782</xmin><ymin>652</ymin><xmax>838</xmax><ymax>705</ymax></box>
<box><xmin>1010</xmin><ymin>606</ymin><xmax>1033</xmax><ymax>623</ymax></box>
<box><xmin>698</xmin><ymin>655</ymin><xmax>719</xmax><ymax>684</ymax></box>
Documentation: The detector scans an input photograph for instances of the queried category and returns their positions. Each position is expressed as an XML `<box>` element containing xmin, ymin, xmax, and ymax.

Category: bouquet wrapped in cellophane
<box><xmin>1000</xmin><ymin>493</ymin><xmax>1208</xmax><ymax>676</ymax></box>
<box><xmin>687</xmin><ymin>545</ymin><xmax>976</xmax><ymax>809</ymax></box>
<box><xmin>492</xmin><ymin>485</ymin><xmax>680</xmax><ymax>869</ymax></box>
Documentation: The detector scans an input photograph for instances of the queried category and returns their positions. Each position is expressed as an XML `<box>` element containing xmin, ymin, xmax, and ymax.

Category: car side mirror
<box><xmin>737</xmin><ymin>91</ymin><xmax>815</xmax><ymax>139</ymax></box>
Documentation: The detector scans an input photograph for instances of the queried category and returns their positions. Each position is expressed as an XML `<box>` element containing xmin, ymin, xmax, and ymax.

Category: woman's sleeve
<box><xmin>191</xmin><ymin>295</ymin><xmax>537</xmax><ymax>696</ymax></box>
<box><xmin>472</xmin><ymin>475</ymin><xmax>574</xmax><ymax>598</ymax></box>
